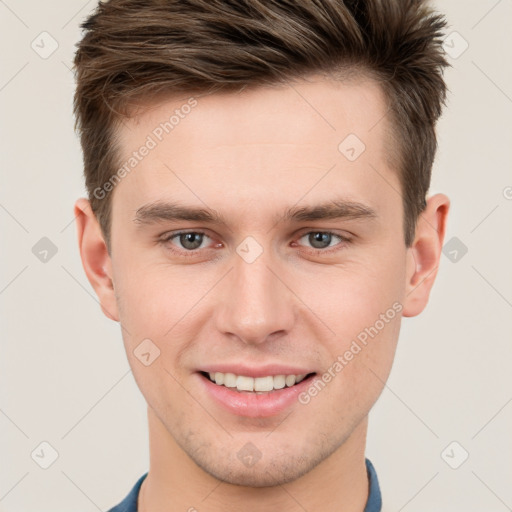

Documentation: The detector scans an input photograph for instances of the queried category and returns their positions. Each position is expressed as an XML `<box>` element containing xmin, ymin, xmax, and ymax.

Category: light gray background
<box><xmin>1</xmin><ymin>1</ymin><xmax>511</xmax><ymax>511</ymax></box>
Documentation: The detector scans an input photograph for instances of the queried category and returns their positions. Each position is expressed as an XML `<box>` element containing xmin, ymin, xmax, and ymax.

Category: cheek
<box><xmin>113</xmin><ymin>263</ymin><xmax>214</xmax><ymax>381</ymax></box>
<box><xmin>113</xmin><ymin>269</ymin><xmax>194</xmax><ymax>412</ymax></box>
<box><xmin>309</xmin><ymin>307</ymin><xmax>401</xmax><ymax>422</ymax></box>
<box><xmin>301</xmin><ymin>251</ymin><xmax>404</xmax><ymax>400</ymax></box>
<box><xmin>114</xmin><ymin>261</ymin><xmax>188</xmax><ymax>329</ymax></box>
<box><xmin>306</xmin><ymin>257</ymin><xmax>405</xmax><ymax>342</ymax></box>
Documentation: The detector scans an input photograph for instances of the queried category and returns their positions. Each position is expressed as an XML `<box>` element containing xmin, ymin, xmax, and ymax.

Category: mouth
<box><xmin>196</xmin><ymin>364</ymin><xmax>320</xmax><ymax>417</ymax></box>
<box><xmin>198</xmin><ymin>370</ymin><xmax>317</xmax><ymax>394</ymax></box>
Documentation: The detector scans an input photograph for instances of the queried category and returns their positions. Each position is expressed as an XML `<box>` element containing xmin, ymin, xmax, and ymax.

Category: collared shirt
<box><xmin>107</xmin><ymin>457</ymin><xmax>382</xmax><ymax>512</ymax></box>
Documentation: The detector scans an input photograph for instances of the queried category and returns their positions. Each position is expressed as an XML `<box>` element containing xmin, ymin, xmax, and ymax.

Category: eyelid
<box><xmin>159</xmin><ymin>228</ymin><xmax>352</xmax><ymax>256</ymax></box>
<box><xmin>159</xmin><ymin>229</ymin><xmax>213</xmax><ymax>243</ymax></box>
<box><xmin>293</xmin><ymin>230</ymin><xmax>351</xmax><ymax>253</ymax></box>
<box><xmin>160</xmin><ymin>229</ymin><xmax>218</xmax><ymax>250</ymax></box>
<box><xmin>294</xmin><ymin>227</ymin><xmax>352</xmax><ymax>239</ymax></box>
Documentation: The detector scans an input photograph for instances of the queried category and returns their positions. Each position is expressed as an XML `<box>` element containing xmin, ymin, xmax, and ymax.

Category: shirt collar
<box><xmin>108</xmin><ymin>457</ymin><xmax>382</xmax><ymax>511</ymax></box>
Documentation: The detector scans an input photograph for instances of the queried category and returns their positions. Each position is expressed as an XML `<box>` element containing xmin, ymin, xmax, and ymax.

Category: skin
<box><xmin>75</xmin><ymin>74</ymin><xmax>449</xmax><ymax>511</ymax></box>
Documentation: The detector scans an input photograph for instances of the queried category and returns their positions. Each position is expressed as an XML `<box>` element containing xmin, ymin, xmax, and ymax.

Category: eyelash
<box><xmin>159</xmin><ymin>230</ymin><xmax>351</xmax><ymax>258</ymax></box>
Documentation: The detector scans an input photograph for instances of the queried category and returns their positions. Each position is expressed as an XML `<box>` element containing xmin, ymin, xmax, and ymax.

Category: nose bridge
<box><xmin>217</xmin><ymin>240</ymin><xmax>293</xmax><ymax>344</ymax></box>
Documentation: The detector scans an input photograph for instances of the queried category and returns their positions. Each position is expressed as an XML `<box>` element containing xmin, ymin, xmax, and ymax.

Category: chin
<box><xmin>203</xmin><ymin>463</ymin><xmax>306</xmax><ymax>488</ymax></box>
<box><xmin>190</xmin><ymin>447</ymin><xmax>319</xmax><ymax>488</ymax></box>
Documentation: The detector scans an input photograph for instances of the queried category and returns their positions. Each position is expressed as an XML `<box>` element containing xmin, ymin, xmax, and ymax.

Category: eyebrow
<box><xmin>133</xmin><ymin>198</ymin><xmax>378</xmax><ymax>227</ymax></box>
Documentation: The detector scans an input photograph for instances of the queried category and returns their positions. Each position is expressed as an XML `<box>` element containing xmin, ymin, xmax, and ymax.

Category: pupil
<box><xmin>310</xmin><ymin>232</ymin><xmax>330</xmax><ymax>249</ymax></box>
<box><xmin>181</xmin><ymin>233</ymin><xmax>202</xmax><ymax>249</ymax></box>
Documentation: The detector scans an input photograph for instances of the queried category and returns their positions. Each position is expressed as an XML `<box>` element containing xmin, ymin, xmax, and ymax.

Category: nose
<box><xmin>215</xmin><ymin>244</ymin><xmax>295</xmax><ymax>346</ymax></box>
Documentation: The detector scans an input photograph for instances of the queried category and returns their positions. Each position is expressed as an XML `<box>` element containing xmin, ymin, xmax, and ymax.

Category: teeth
<box><xmin>254</xmin><ymin>376</ymin><xmax>274</xmax><ymax>392</ymax></box>
<box><xmin>236</xmin><ymin>375</ymin><xmax>254</xmax><ymax>391</ymax></box>
<box><xmin>223</xmin><ymin>373</ymin><xmax>237</xmax><ymax>388</ymax></box>
<box><xmin>204</xmin><ymin>371</ymin><xmax>310</xmax><ymax>392</ymax></box>
<box><xmin>273</xmin><ymin>375</ymin><xmax>286</xmax><ymax>389</ymax></box>
<box><xmin>285</xmin><ymin>375</ymin><xmax>296</xmax><ymax>387</ymax></box>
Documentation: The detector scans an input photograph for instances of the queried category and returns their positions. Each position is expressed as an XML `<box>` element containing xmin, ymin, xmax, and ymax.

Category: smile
<box><xmin>201</xmin><ymin>371</ymin><xmax>314</xmax><ymax>393</ymax></box>
<box><xmin>197</xmin><ymin>371</ymin><xmax>318</xmax><ymax>417</ymax></box>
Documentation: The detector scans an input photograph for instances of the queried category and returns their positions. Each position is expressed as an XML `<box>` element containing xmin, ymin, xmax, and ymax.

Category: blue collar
<box><xmin>108</xmin><ymin>457</ymin><xmax>381</xmax><ymax>511</ymax></box>
<box><xmin>364</xmin><ymin>457</ymin><xmax>382</xmax><ymax>511</ymax></box>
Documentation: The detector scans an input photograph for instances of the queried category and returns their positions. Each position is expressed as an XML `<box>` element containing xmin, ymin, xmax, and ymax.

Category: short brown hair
<box><xmin>73</xmin><ymin>0</ymin><xmax>450</xmax><ymax>249</ymax></box>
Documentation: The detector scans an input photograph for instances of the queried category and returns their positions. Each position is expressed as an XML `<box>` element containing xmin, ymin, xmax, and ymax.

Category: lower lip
<box><xmin>196</xmin><ymin>372</ymin><xmax>316</xmax><ymax>418</ymax></box>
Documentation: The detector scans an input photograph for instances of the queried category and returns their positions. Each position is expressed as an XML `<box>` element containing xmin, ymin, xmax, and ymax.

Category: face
<box><xmin>79</xmin><ymin>75</ymin><xmax>444</xmax><ymax>487</ymax></box>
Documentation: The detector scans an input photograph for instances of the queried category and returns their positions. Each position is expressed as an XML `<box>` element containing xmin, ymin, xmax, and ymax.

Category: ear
<box><xmin>74</xmin><ymin>198</ymin><xmax>119</xmax><ymax>322</ymax></box>
<box><xmin>402</xmin><ymin>193</ymin><xmax>450</xmax><ymax>317</ymax></box>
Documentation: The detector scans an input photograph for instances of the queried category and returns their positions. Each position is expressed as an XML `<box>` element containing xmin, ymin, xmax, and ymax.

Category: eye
<box><xmin>158</xmin><ymin>229</ymin><xmax>351</xmax><ymax>259</ymax></box>
<box><xmin>160</xmin><ymin>230</ymin><xmax>215</xmax><ymax>255</ymax></box>
<box><xmin>295</xmin><ymin>231</ymin><xmax>349</xmax><ymax>253</ymax></box>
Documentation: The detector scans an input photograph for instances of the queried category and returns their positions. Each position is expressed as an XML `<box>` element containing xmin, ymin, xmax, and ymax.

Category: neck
<box><xmin>140</xmin><ymin>407</ymin><xmax>370</xmax><ymax>512</ymax></box>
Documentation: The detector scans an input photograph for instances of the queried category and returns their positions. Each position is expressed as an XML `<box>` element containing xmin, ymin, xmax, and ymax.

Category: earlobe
<box><xmin>402</xmin><ymin>193</ymin><xmax>450</xmax><ymax>317</ymax></box>
<box><xmin>74</xmin><ymin>198</ymin><xmax>119</xmax><ymax>322</ymax></box>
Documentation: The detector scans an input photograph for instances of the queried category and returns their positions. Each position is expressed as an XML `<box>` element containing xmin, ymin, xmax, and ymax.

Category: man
<box><xmin>72</xmin><ymin>0</ymin><xmax>450</xmax><ymax>510</ymax></box>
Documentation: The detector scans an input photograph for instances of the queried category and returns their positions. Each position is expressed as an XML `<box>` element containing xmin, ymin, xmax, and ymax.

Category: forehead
<box><xmin>122</xmin><ymin>74</ymin><xmax>389</xmax><ymax>149</ymax></box>
<box><xmin>112</xmin><ymin>76</ymin><xmax>399</xmax><ymax>225</ymax></box>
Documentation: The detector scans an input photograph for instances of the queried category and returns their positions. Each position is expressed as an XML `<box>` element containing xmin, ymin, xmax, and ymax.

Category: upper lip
<box><xmin>199</xmin><ymin>364</ymin><xmax>316</xmax><ymax>378</ymax></box>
